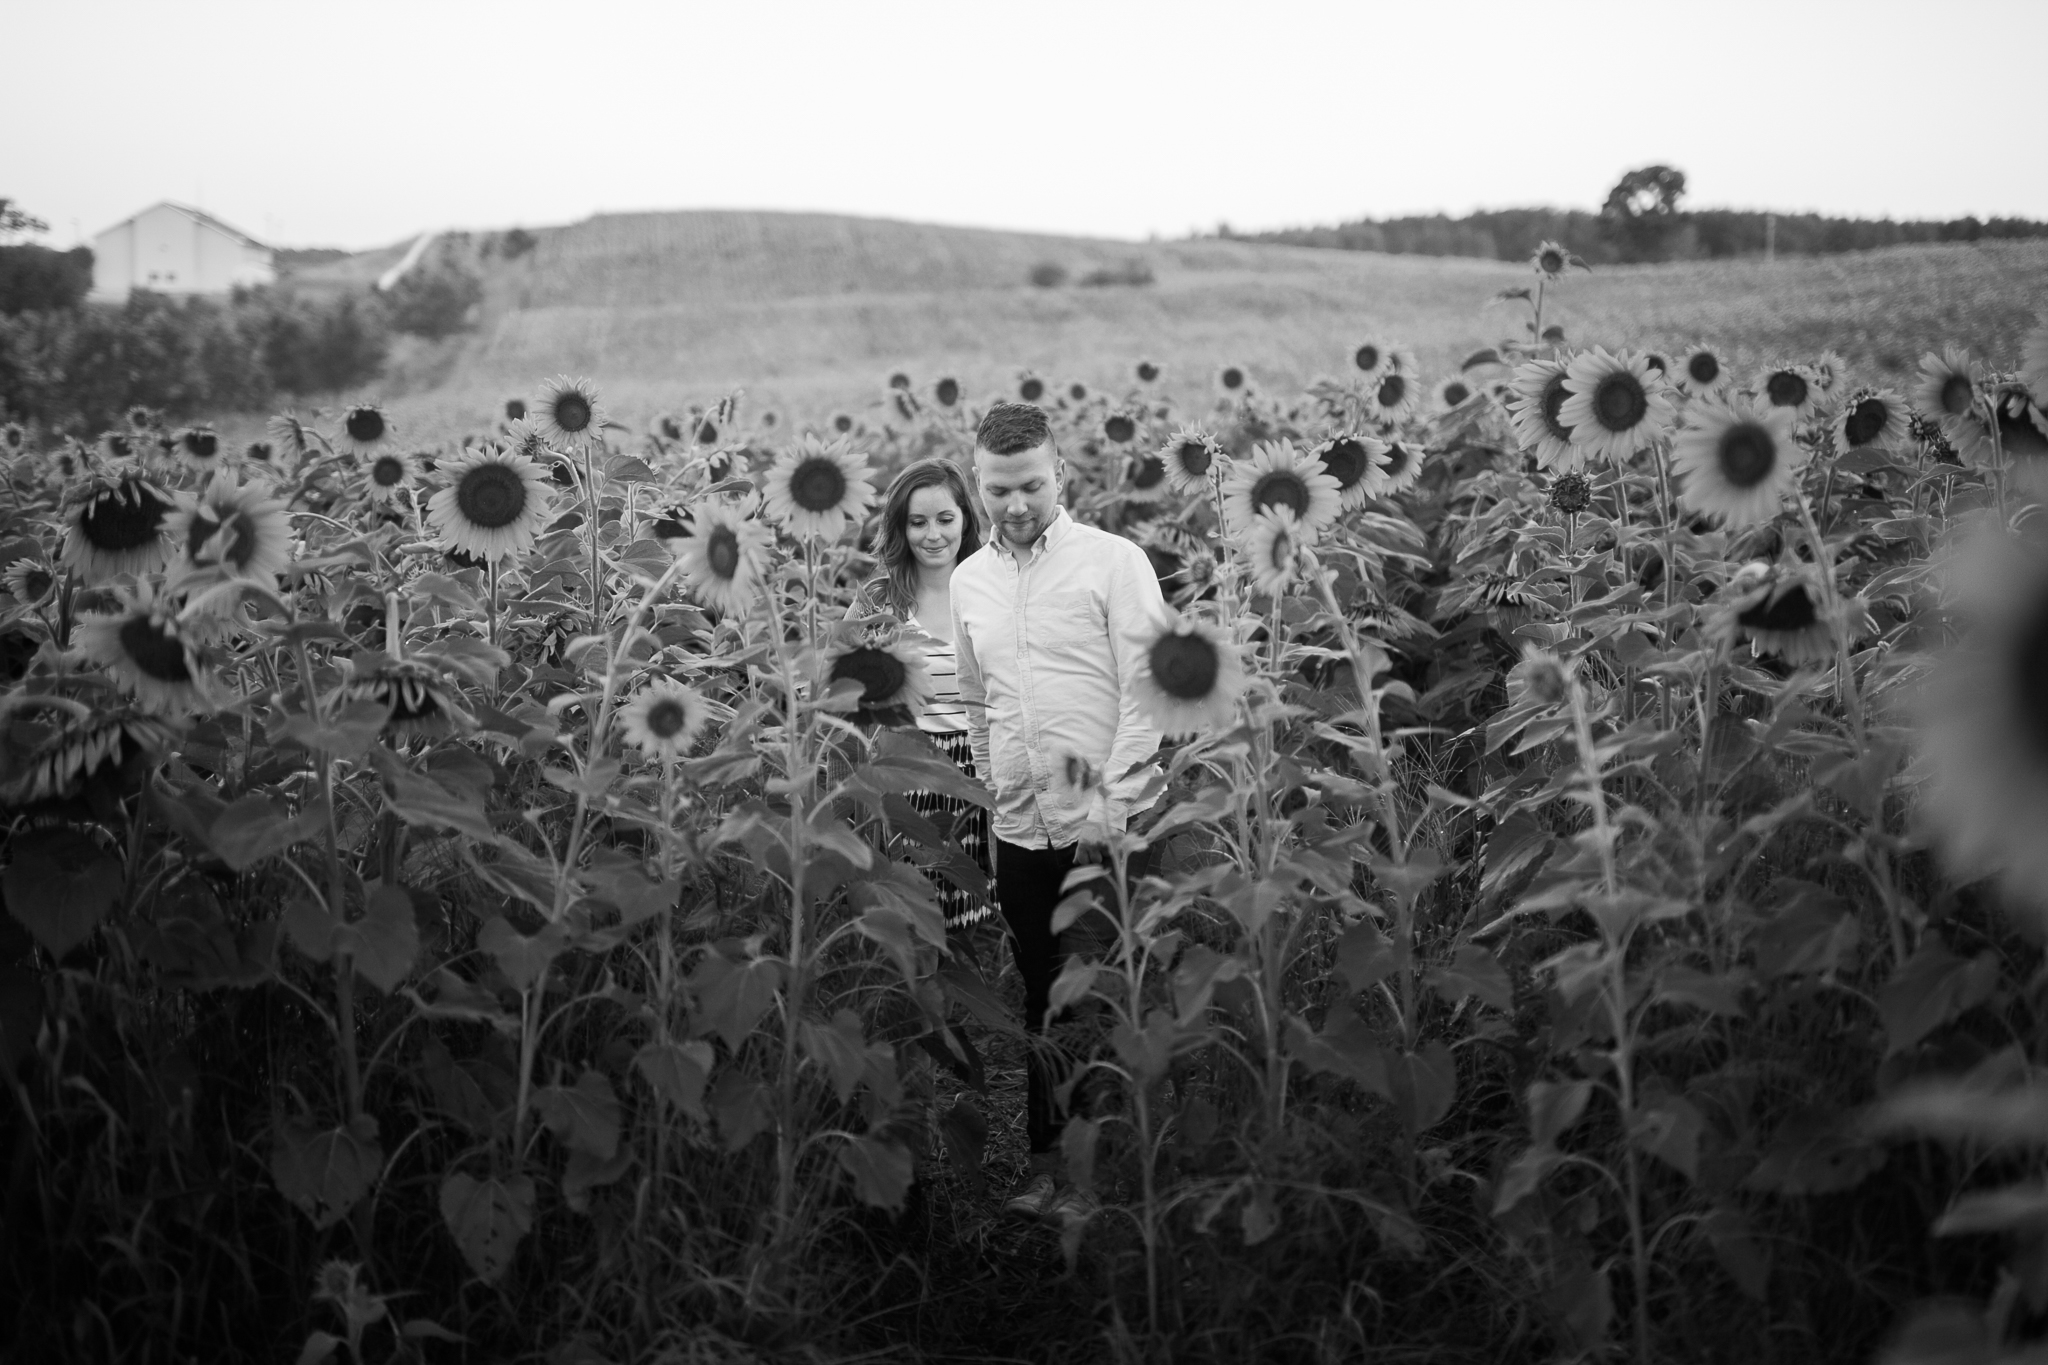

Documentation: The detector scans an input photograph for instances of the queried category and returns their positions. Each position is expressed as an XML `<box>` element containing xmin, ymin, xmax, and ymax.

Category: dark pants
<box><xmin>994</xmin><ymin>837</ymin><xmax>1144</xmax><ymax>1155</ymax></box>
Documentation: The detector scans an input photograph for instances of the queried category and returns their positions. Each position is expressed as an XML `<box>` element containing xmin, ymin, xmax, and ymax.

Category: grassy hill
<box><xmin>275</xmin><ymin>210</ymin><xmax>2048</xmax><ymax>446</ymax></box>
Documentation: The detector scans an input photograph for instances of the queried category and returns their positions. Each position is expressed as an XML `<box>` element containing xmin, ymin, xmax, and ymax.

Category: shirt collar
<box><xmin>992</xmin><ymin>506</ymin><xmax>1073</xmax><ymax>564</ymax></box>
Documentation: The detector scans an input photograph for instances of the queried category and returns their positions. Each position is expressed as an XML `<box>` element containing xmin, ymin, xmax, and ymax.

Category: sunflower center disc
<box><xmin>1151</xmin><ymin>634</ymin><xmax>1219</xmax><ymax>701</ymax></box>
<box><xmin>1106</xmin><ymin>416</ymin><xmax>1135</xmax><ymax>443</ymax></box>
<box><xmin>117</xmin><ymin>616</ymin><xmax>191</xmax><ymax>684</ymax></box>
<box><xmin>1718</xmin><ymin>425</ymin><xmax>1778</xmax><ymax>488</ymax></box>
<box><xmin>2011</xmin><ymin>595</ymin><xmax>2048</xmax><ymax>757</ymax></box>
<box><xmin>832</xmin><ymin>648</ymin><xmax>907</xmax><ymax>704</ymax></box>
<box><xmin>185</xmin><ymin>431</ymin><xmax>218</xmax><ymax>459</ymax></box>
<box><xmin>345</xmin><ymin>410</ymin><xmax>385</xmax><ymax>443</ymax></box>
<box><xmin>372</xmin><ymin>456</ymin><xmax>406</xmax><ymax>486</ymax></box>
<box><xmin>1376</xmin><ymin>375</ymin><xmax>1407</xmax><ymax>408</ymax></box>
<box><xmin>697</xmin><ymin>421</ymin><xmax>718</xmax><ymax>444</ymax></box>
<box><xmin>1320</xmin><ymin>439</ymin><xmax>1367</xmax><ymax>489</ymax></box>
<box><xmin>646</xmin><ymin>698</ymin><xmax>688</xmax><ymax>738</ymax></box>
<box><xmin>1844</xmin><ymin>399</ymin><xmax>1887</xmax><ymax>448</ymax></box>
<box><xmin>553</xmin><ymin>395</ymin><xmax>592</xmax><ymax>434</ymax></box>
<box><xmin>1250</xmin><ymin>472</ymin><xmax>1310</xmax><ymax>518</ymax></box>
<box><xmin>1354</xmin><ymin>345</ymin><xmax>1380</xmax><ymax>372</ymax></box>
<box><xmin>1996</xmin><ymin>402</ymin><xmax>2048</xmax><ymax>459</ymax></box>
<box><xmin>790</xmin><ymin>458</ymin><xmax>848</xmax><ymax>513</ymax></box>
<box><xmin>1021</xmin><ymin>379</ymin><xmax>1043</xmax><ymax>401</ymax></box>
<box><xmin>1738</xmin><ymin>585</ymin><xmax>1818</xmax><ymax>633</ymax></box>
<box><xmin>1222</xmin><ymin>369</ymin><xmax>1244</xmax><ymax>390</ymax></box>
<box><xmin>1940</xmin><ymin>375</ymin><xmax>1974</xmax><ymax>416</ymax></box>
<box><xmin>937</xmin><ymin>379</ymin><xmax>960</xmax><ymax>405</ymax></box>
<box><xmin>1132</xmin><ymin>456</ymin><xmax>1166</xmax><ymax>490</ymax></box>
<box><xmin>1444</xmin><ymin>382</ymin><xmax>1471</xmax><ymax>407</ymax></box>
<box><xmin>1688</xmin><ymin>353</ymin><xmax>1720</xmax><ymax>385</ymax></box>
<box><xmin>1592</xmin><ymin>375</ymin><xmax>1649</xmax><ymax>431</ymax></box>
<box><xmin>1175</xmin><ymin>442</ymin><xmax>1212</xmax><ymax>478</ymax></box>
<box><xmin>456</xmin><ymin>463</ymin><xmax>528</xmax><ymax>529</ymax></box>
<box><xmin>1765</xmin><ymin>371</ymin><xmax>1809</xmax><ymax>409</ymax></box>
<box><xmin>1539</xmin><ymin>250</ymin><xmax>1564</xmax><ymax>274</ymax></box>
<box><xmin>84</xmin><ymin>484</ymin><xmax>168</xmax><ymax>551</ymax></box>
<box><xmin>706</xmin><ymin>528</ymin><xmax>740</xmax><ymax>579</ymax></box>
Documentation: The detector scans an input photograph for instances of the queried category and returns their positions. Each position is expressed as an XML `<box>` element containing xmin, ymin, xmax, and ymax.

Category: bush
<box><xmin>1028</xmin><ymin>261</ymin><xmax>1068</xmax><ymax>288</ymax></box>
<box><xmin>0</xmin><ymin>245</ymin><xmax>93</xmax><ymax>316</ymax></box>
<box><xmin>1079</xmin><ymin>259</ymin><xmax>1156</xmax><ymax>288</ymax></box>
<box><xmin>380</xmin><ymin>256</ymin><xmax>483</xmax><ymax>340</ymax></box>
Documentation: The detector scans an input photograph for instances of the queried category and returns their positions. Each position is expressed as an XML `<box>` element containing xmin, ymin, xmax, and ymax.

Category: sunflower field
<box><xmin>5</xmin><ymin>253</ymin><xmax>2048</xmax><ymax>1365</ymax></box>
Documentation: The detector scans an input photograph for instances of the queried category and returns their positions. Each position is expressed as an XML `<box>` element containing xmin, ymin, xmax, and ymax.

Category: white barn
<box><xmin>90</xmin><ymin>202</ymin><xmax>275</xmax><ymax>302</ymax></box>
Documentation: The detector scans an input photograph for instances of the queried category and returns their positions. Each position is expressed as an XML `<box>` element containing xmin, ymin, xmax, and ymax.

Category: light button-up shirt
<box><xmin>950</xmin><ymin>508</ymin><xmax>1169</xmax><ymax>850</ymax></box>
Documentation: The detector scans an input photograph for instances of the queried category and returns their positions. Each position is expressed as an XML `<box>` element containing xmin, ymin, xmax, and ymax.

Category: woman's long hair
<box><xmin>874</xmin><ymin>458</ymin><xmax>982</xmax><ymax>617</ymax></box>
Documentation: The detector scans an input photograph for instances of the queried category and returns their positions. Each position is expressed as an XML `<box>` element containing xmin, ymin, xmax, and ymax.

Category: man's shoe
<box><xmin>1002</xmin><ymin>1172</ymin><xmax>1058</xmax><ymax>1221</ymax></box>
<box><xmin>1044</xmin><ymin>1182</ymin><xmax>1101</xmax><ymax>1228</ymax></box>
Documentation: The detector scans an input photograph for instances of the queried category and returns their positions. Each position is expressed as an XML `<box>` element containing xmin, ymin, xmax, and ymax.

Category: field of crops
<box><xmin>7</xmin><ymin>249</ymin><xmax>2048</xmax><ymax>1364</ymax></box>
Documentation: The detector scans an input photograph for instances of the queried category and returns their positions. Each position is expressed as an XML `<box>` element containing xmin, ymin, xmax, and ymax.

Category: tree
<box><xmin>0</xmin><ymin>199</ymin><xmax>51</xmax><ymax>245</ymax></box>
<box><xmin>0</xmin><ymin>245</ymin><xmax>93</xmax><ymax>314</ymax></box>
<box><xmin>381</xmin><ymin>257</ymin><xmax>483</xmax><ymax>340</ymax></box>
<box><xmin>1600</xmin><ymin>165</ymin><xmax>1688</xmax><ymax>263</ymax></box>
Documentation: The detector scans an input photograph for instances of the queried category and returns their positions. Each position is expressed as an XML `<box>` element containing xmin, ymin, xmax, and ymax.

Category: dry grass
<box><xmin>256</xmin><ymin>211</ymin><xmax>2048</xmax><ymax>447</ymax></box>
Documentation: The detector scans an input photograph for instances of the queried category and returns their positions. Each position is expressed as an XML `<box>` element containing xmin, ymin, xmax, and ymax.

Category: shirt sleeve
<box><xmin>951</xmin><ymin>573</ymin><xmax>993</xmax><ymax>791</ymax></box>
<box><xmin>1103</xmin><ymin>538</ymin><xmax>1168</xmax><ymax>815</ymax></box>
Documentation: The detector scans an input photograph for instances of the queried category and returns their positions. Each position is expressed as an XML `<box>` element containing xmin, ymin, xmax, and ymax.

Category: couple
<box><xmin>846</xmin><ymin>402</ymin><xmax>1168</xmax><ymax>1222</ymax></box>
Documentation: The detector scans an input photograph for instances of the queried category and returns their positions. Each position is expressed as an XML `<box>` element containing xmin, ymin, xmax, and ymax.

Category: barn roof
<box><xmin>95</xmin><ymin>202</ymin><xmax>272</xmax><ymax>253</ymax></box>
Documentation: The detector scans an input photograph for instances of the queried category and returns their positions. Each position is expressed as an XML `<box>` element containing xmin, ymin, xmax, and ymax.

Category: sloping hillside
<box><xmin>283</xmin><ymin>211</ymin><xmax>2048</xmax><ymax>445</ymax></box>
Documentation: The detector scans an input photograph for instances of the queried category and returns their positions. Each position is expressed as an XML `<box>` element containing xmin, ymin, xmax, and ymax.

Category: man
<box><xmin>950</xmin><ymin>401</ymin><xmax>1169</xmax><ymax>1221</ymax></box>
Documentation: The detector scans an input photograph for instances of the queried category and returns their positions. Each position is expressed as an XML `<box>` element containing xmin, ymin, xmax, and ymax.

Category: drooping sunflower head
<box><xmin>1134</xmin><ymin>613</ymin><xmax>1247</xmax><ymax>739</ymax></box>
<box><xmin>1672</xmin><ymin>396</ymin><xmax>1806</xmax><ymax>528</ymax></box>
<box><xmin>532</xmin><ymin>376</ymin><xmax>604</xmax><ymax>444</ymax></box>
<box><xmin>340</xmin><ymin>658</ymin><xmax>471</xmax><ymax>737</ymax></box>
<box><xmin>1125</xmin><ymin>452</ymin><xmax>1170</xmax><ymax>501</ymax></box>
<box><xmin>1161</xmin><ymin>427</ymin><xmax>1225</xmax><ymax>494</ymax></box>
<box><xmin>267</xmin><ymin>411</ymin><xmax>314</xmax><ymax>463</ymax></box>
<box><xmin>175</xmin><ymin>426</ymin><xmax>223</xmax><ymax>470</ymax></box>
<box><xmin>62</xmin><ymin>469</ymin><xmax>174</xmax><ymax>583</ymax></box>
<box><xmin>1221</xmin><ymin>441</ymin><xmax>1342</xmax><ymax>534</ymax></box>
<box><xmin>1721</xmin><ymin>567</ymin><xmax>1836</xmax><ymax>667</ymax></box>
<box><xmin>338</xmin><ymin>404</ymin><xmax>390</xmax><ymax>455</ymax></box>
<box><xmin>762</xmin><ymin>435</ymin><xmax>878</xmax><ymax>542</ymax></box>
<box><xmin>167</xmin><ymin>472</ymin><xmax>294</xmax><ymax>584</ymax></box>
<box><xmin>1312</xmin><ymin>433</ymin><xmax>1390</xmax><ymax>507</ymax></box>
<box><xmin>822</xmin><ymin>636</ymin><xmax>933</xmax><ymax>726</ymax></box>
<box><xmin>425</xmin><ymin>447</ymin><xmax>553</xmax><ymax>563</ymax></box>
<box><xmin>74</xmin><ymin>581</ymin><xmax>212</xmax><ymax>715</ymax></box>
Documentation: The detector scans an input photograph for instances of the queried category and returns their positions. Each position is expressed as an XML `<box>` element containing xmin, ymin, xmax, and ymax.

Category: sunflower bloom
<box><xmin>1160</xmin><ymin>427</ymin><xmax>1225</xmax><ymax>494</ymax></box>
<box><xmin>1366</xmin><ymin>367</ymin><xmax>1420</xmax><ymax>424</ymax></box>
<box><xmin>675</xmin><ymin>501</ymin><xmax>773</xmax><ymax>614</ymax></box>
<box><xmin>532</xmin><ymin>376</ymin><xmax>605</xmax><ymax>445</ymax></box>
<box><xmin>1678</xmin><ymin>344</ymin><xmax>1730</xmax><ymax>396</ymax></box>
<box><xmin>1102</xmin><ymin>412</ymin><xmax>1137</xmax><ymax>445</ymax></box>
<box><xmin>363</xmin><ymin>449</ymin><xmax>419</xmax><ymax>504</ymax></box>
<box><xmin>1672</xmin><ymin>396</ymin><xmax>1806</xmax><ymax>527</ymax></box>
<box><xmin>74</xmin><ymin>581</ymin><xmax>212</xmax><ymax>715</ymax></box>
<box><xmin>427</xmin><ymin>446</ymin><xmax>553</xmax><ymax>562</ymax></box>
<box><xmin>1352</xmin><ymin>336</ymin><xmax>1398</xmax><ymax>379</ymax></box>
<box><xmin>267</xmin><ymin>411</ymin><xmax>316</xmax><ymax>465</ymax></box>
<box><xmin>1241</xmin><ymin>506</ymin><xmax>1315</xmax><ymax>597</ymax></box>
<box><xmin>1312</xmin><ymin>433</ymin><xmax>1390</xmax><ymax>509</ymax></box>
<box><xmin>1831</xmin><ymin>388</ymin><xmax>1912</xmax><ymax>457</ymax></box>
<box><xmin>4</xmin><ymin>558</ymin><xmax>55</xmax><ymax>605</ymax></box>
<box><xmin>1432</xmin><ymin>375</ymin><xmax>1479</xmax><ymax>412</ymax></box>
<box><xmin>1558</xmin><ymin>348</ymin><xmax>1675</xmax><ymax>463</ymax></box>
<box><xmin>173</xmin><ymin>426</ymin><xmax>225</xmax><ymax>473</ymax></box>
<box><xmin>761</xmin><ymin>436</ymin><xmax>876</xmax><ymax>542</ymax></box>
<box><xmin>61</xmin><ymin>468</ymin><xmax>174</xmax><ymax>583</ymax></box>
<box><xmin>821</xmin><ymin>636</ymin><xmax>933</xmax><ymax>726</ymax></box>
<box><xmin>1719</xmin><ymin>563</ymin><xmax>1835</xmax><ymax>666</ymax></box>
<box><xmin>339</xmin><ymin>658</ymin><xmax>473</xmax><ymax>737</ymax></box>
<box><xmin>0</xmin><ymin>710</ymin><xmax>177</xmax><ymax>807</ymax></box>
<box><xmin>1134</xmin><ymin>613</ymin><xmax>1246</xmax><ymax>739</ymax></box>
<box><xmin>1220</xmin><ymin>442</ymin><xmax>1341</xmax><ymax>535</ymax></box>
<box><xmin>1217</xmin><ymin>364</ymin><xmax>1250</xmax><ymax>395</ymax></box>
<box><xmin>1124</xmin><ymin>451</ymin><xmax>1170</xmax><ymax>502</ymax></box>
<box><xmin>165</xmin><ymin>471</ymin><xmax>294</xmax><ymax>583</ymax></box>
<box><xmin>1530</xmin><ymin>240</ymin><xmax>1584</xmax><ymax>279</ymax></box>
<box><xmin>338</xmin><ymin>404</ymin><xmax>392</xmax><ymax>456</ymax></box>
<box><xmin>1757</xmin><ymin>365</ymin><xmax>1821</xmax><ymax>421</ymax></box>
<box><xmin>1508</xmin><ymin>359</ymin><xmax>1579</xmax><ymax>471</ymax></box>
<box><xmin>620</xmin><ymin>676</ymin><xmax>713</xmax><ymax>758</ymax></box>
<box><xmin>1376</xmin><ymin>439</ymin><xmax>1427</xmax><ymax>494</ymax></box>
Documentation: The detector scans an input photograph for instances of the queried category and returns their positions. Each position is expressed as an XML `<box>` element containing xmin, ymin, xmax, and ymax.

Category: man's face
<box><xmin>973</xmin><ymin>440</ymin><xmax>1063</xmax><ymax>551</ymax></box>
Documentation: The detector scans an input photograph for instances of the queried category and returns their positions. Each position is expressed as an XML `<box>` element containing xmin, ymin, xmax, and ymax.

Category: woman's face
<box><xmin>905</xmin><ymin>483</ymin><xmax>966</xmax><ymax>571</ymax></box>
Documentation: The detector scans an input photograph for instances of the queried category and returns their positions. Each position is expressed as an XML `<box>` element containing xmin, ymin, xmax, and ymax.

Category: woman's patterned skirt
<box><xmin>912</xmin><ymin>729</ymin><xmax>996</xmax><ymax>927</ymax></box>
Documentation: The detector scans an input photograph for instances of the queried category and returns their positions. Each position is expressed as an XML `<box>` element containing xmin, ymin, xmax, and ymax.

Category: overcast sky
<box><xmin>10</xmin><ymin>0</ymin><xmax>2044</xmax><ymax>252</ymax></box>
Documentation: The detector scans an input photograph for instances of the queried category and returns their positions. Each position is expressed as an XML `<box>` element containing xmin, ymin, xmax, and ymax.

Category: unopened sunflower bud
<box><xmin>1548</xmin><ymin>471</ymin><xmax>1592</xmax><ymax>515</ymax></box>
<box><xmin>1520</xmin><ymin>647</ymin><xmax>1571</xmax><ymax>707</ymax></box>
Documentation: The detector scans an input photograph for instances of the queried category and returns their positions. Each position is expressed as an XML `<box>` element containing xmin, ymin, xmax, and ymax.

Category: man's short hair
<box><xmin>975</xmin><ymin>402</ymin><xmax>1052</xmax><ymax>456</ymax></box>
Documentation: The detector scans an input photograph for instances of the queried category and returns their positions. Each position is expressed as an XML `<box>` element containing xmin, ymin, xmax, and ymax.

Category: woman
<box><xmin>846</xmin><ymin>458</ymin><xmax>993</xmax><ymax>926</ymax></box>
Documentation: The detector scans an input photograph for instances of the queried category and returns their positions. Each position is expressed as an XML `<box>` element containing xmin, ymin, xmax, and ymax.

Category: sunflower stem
<box><xmin>583</xmin><ymin>435</ymin><xmax>605</xmax><ymax>627</ymax></box>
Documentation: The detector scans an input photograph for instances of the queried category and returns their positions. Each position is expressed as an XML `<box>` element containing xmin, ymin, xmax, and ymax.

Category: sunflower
<box><xmin>532</xmin><ymin>376</ymin><xmax>605</xmax><ymax>445</ymax></box>
<box><xmin>504</xmin><ymin>398</ymin><xmax>527</xmax><ymax>422</ymax></box>
<box><xmin>619</xmin><ymin>676</ymin><xmax>712</xmax><ymax>758</ymax></box>
<box><xmin>165</xmin><ymin>471</ymin><xmax>294</xmax><ymax>583</ymax></box>
<box><xmin>363</xmin><ymin>449</ymin><xmax>419</xmax><ymax>504</ymax></box>
<box><xmin>1530</xmin><ymin>240</ymin><xmax>1581</xmax><ymax>279</ymax></box>
<box><xmin>1366</xmin><ymin>367</ymin><xmax>1420</xmax><ymax>424</ymax></box>
<box><xmin>337</xmin><ymin>404</ymin><xmax>392</xmax><ymax>456</ymax></box>
<box><xmin>173</xmin><ymin>426</ymin><xmax>225</xmax><ymax>472</ymax></box>
<box><xmin>1241</xmin><ymin>506</ymin><xmax>1315</xmax><ymax>597</ymax></box>
<box><xmin>1160</xmin><ymin>427</ymin><xmax>1225</xmax><ymax>495</ymax></box>
<box><xmin>1720</xmin><ymin>564</ymin><xmax>1834</xmax><ymax>665</ymax></box>
<box><xmin>1312</xmin><ymin>433</ymin><xmax>1390</xmax><ymax>508</ymax></box>
<box><xmin>0</xmin><ymin>710</ymin><xmax>177</xmax><ymax>808</ymax></box>
<box><xmin>1913</xmin><ymin>345</ymin><xmax>1981</xmax><ymax>443</ymax></box>
<box><xmin>1102</xmin><ymin>412</ymin><xmax>1137</xmax><ymax>444</ymax></box>
<box><xmin>1811</xmin><ymin>351</ymin><xmax>1849</xmax><ymax>396</ymax></box>
<box><xmin>696</xmin><ymin>413</ymin><xmax>723</xmax><ymax>445</ymax></box>
<box><xmin>653</xmin><ymin>412</ymin><xmax>684</xmax><ymax>442</ymax></box>
<box><xmin>126</xmin><ymin>406</ymin><xmax>156</xmax><ymax>431</ymax></box>
<box><xmin>4</xmin><ymin>558</ymin><xmax>55</xmax><ymax>605</ymax></box>
<box><xmin>890</xmin><ymin>390</ymin><xmax>920</xmax><ymax>423</ymax></box>
<box><xmin>61</xmin><ymin>468</ymin><xmax>174</xmax><ymax>582</ymax></box>
<box><xmin>1757</xmin><ymin>364</ymin><xmax>1822</xmax><ymax>421</ymax></box>
<box><xmin>1672</xmin><ymin>396</ymin><xmax>1806</xmax><ymax>527</ymax></box>
<box><xmin>1136</xmin><ymin>360</ymin><xmax>1161</xmax><ymax>383</ymax></box>
<box><xmin>761</xmin><ymin>435</ymin><xmax>876</xmax><ymax>542</ymax></box>
<box><xmin>1432</xmin><ymin>375</ymin><xmax>1479</xmax><ymax>412</ymax></box>
<box><xmin>821</xmin><ymin>636</ymin><xmax>933</xmax><ymax>726</ymax></box>
<box><xmin>1547</xmin><ymin>471</ymin><xmax>1593</xmax><ymax>516</ymax></box>
<box><xmin>427</xmin><ymin>446</ymin><xmax>553</xmax><ymax>562</ymax></box>
<box><xmin>1959</xmin><ymin>385</ymin><xmax>2048</xmax><ymax>465</ymax></box>
<box><xmin>1067</xmin><ymin>382</ymin><xmax>1088</xmax><ymax>403</ymax></box>
<box><xmin>1220</xmin><ymin>442</ymin><xmax>1341</xmax><ymax>535</ymax></box>
<box><xmin>1018</xmin><ymin>374</ymin><xmax>1045</xmax><ymax>403</ymax></box>
<box><xmin>339</xmin><ymin>658</ymin><xmax>472</xmax><ymax>737</ymax></box>
<box><xmin>1124</xmin><ymin>451</ymin><xmax>1170</xmax><ymax>502</ymax></box>
<box><xmin>674</xmin><ymin>501</ymin><xmax>773</xmax><ymax>614</ymax></box>
<box><xmin>267</xmin><ymin>411</ymin><xmax>315</xmax><ymax>465</ymax></box>
<box><xmin>1217</xmin><ymin>364</ymin><xmax>1250</xmax><ymax>395</ymax></box>
<box><xmin>830</xmin><ymin>412</ymin><xmax>857</xmax><ymax>435</ymax></box>
<box><xmin>1508</xmin><ymin>358</ymin><xmax>1579</xmax><ymax>470</ymax></box>
<box><xmin>74</xmin><ymin>581</ymin><xmax>212</xmax><ymax>714</ymax></box>
<box><xmin>1918</xmin><ymin>529</ymin><xmax>2048</xmax><ymax>924</ymax></box>
<box><xmin>1831</xmin><ymin>388</ymin><xmax>1912</xmax><ymax>456</ymax></box>
<box><xmin>934</xmin><ymin>376</ymin><xmax>961</xmax><ymax>408</ymax></box>
<box><xmin>1352</xmin><ymin>337</ymin><xmax>1397</xmax><ymax>378</ymax></box>
<box><xmin>98</xmin><ymin>430</ymin><xmax>135</xmax><ymax>463</ymax></box>
<box><xmin>243</xmin><ymin>441</ymin><xmax>275</xmax><ymax>470</ymax></box>
<box><xmin>1377</xmin><ymin>439</ymin><xmax>1427</xmax><ymax>494</ymax></box>
<box><xmin>1</xmin><ymin>422</ymin><xmax>26</xmax><ymax>453</ymax></box>
<box><xmin>1678</xmin><ymin>343</ymin><xmax>1731</xmax><ymax>396</ymax></box>
<box><xmin>1134</xmin><ymin>613</ymin><xmax>1246</xmax><ymax>739</ymax></box>
<box><xmin>1558</xmin><ymin>348</ymin><xmax>1675</xmax><ymax>463</ymax></box>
